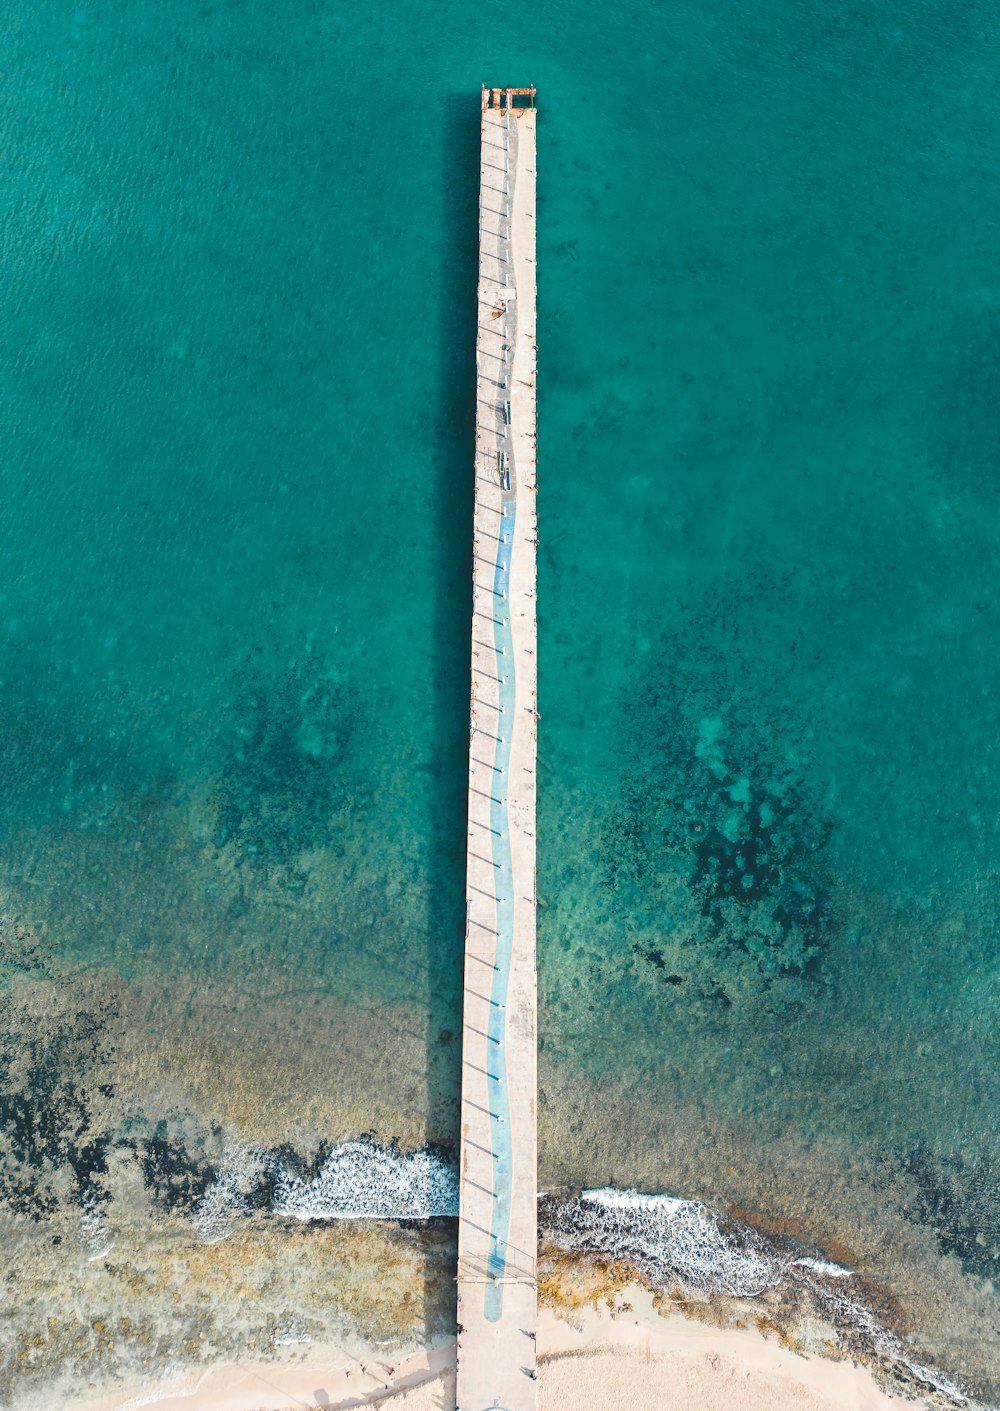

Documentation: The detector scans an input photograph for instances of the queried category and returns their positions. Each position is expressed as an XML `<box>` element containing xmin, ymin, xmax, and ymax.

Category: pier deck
<box><xmin>456</xmin><ymin>88</ymin><xmax>538</xmax><ymax>1411</ymax></box>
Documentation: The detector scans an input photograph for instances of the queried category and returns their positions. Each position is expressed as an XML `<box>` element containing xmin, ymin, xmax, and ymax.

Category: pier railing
<box><xmin>482</xmin><ymin>85</ymin><xmax>537</xmax><ymax>110</ymax></box>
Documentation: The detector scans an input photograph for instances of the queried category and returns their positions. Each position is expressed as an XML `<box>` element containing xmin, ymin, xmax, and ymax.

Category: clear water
<box><xmin>1</xmin><ymin>0</ymin><xmax>998</xmax><ymax>1402</ymax></box>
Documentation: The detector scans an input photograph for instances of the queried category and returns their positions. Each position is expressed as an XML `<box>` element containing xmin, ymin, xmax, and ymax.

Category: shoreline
<box><xmin>48</xmin><ymin>1286</ymin><xmax>949</xmax><ymax>1411</ymax></box>
<box><xmin>48</xmin><ymin>1341</ymin><xmax>453</xmax><ymax>1411</ymax></box>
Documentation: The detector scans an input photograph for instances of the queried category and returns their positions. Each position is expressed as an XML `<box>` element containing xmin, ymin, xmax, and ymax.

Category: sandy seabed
<box><xmin>63</xmin><ymin>1286</ymin><xmax>938</xmax><ymax>1411</ymax></box>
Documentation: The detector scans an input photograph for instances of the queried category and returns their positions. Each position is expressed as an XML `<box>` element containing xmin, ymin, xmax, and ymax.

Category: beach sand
<box><xmin>59</xmin><ymin>1286</ymin><xmax>931</xmax><ymax>1411</ymax></box>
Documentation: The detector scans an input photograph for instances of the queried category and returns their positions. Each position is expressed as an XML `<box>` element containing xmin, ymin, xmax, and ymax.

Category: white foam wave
<box><xmin>803</xmin><ymin>1274</ymin><xmax>970</xmax><ymax>1404</ymax></box>
<box><xmin>791</xmin><ymin>1256</ymin><xmax>852</xmax><ymax>1278</ymax></box>
<box><xmin>556</xmin><ymin>1187</ymin><xmax>781</xmax><ymax>1296</ymax></box>
<box><xmin>274</xmin><ymin>1141</ymin><xmax>458</xmax><ymax>1221</ymax></box>
<box><xmin>78</xmin><ymin>1187</ymin><xmax>114</xmax><ymax>1262</ymax></box>
<box><xmin>193</xmin><ymin>1144</ymin><xmax>271</xmax><ymax>1244</ymax></box>
<box><xmin>192</xmin><ymin>1140</ymin><xmax>457</xmax><ymax>1241</ymax></box>
<box><xmin>582</xmin><ymin>1188</ymin><xmax>690</xmax><ymax>1215</ymax></box>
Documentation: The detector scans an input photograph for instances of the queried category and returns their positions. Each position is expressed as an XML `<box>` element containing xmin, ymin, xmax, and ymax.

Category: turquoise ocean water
<box><xmin>1</xmin><ymin>0</ymin><xmax>999</xmax><ymax>1402</ymax></box>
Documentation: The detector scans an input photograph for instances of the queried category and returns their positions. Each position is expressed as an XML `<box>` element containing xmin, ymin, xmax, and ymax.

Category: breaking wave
<box><xmin>193</xmin><ymin>1143</ymin><xmax>273</xmax><ymax>1243</ymax></box>
<box><xmin>78</xmin><ymin>1185</ymin><xmax>115</xmax><ymax>1261</ymax></box>
<box><xmin>547</xmin><ymin>1187</ymin><xmax>780</xmax><ymax>1295</ymax></box>
<box><xmin>275</xmin><ymin>1141</ymin><xmax>458</xmax><ymax>1221</ymax></box>
<box><xmin>192</xmin><ymin>1139</ymin><xmax>457</xmax><ymax>1242</ymax></box>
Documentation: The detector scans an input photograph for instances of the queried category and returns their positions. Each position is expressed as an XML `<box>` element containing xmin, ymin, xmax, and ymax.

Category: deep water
<box><xmin>1</xmin><ymin>0</ymin><xmax>998</xmax><ymax>1403</ymax></box>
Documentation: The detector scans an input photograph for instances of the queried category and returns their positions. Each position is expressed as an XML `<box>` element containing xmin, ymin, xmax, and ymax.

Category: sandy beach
<box><xmin>58</xmin><ymin>1285</ymin><xmax>936</xmax><ymax>1411</ymax></box>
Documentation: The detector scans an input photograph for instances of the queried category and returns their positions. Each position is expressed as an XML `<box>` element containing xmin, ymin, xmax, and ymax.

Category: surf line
<box><xmin>483</xmin><ymin>487</ymin><xmax>516</xmax><ymax>1323</ymax></box>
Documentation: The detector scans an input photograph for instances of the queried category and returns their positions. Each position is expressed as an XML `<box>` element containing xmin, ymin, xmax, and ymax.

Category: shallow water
<box><xmin>1</xmin><ymin>0</ymin><xmax>998</xmax><ymax>1403</ymax></box>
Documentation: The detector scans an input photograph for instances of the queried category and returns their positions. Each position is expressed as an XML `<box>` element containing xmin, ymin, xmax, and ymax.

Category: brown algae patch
<box><xmin>2</xmin><ymin>1211</ymin><xmax>455</xmax><ymax>1409</ymax></box>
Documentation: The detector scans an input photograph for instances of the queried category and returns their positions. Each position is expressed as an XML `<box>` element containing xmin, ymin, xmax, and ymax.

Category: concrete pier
<box><xmin>456</xmin><ymin>87</ymin><xmax>538</xmax><ymax>1411</ymax></box>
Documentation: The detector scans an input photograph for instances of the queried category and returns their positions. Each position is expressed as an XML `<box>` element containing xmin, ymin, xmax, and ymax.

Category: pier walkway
<box><xmin>456</xmin><ymin>87</ymin><xmax>538</xmax><ymax>1411</ymax></box>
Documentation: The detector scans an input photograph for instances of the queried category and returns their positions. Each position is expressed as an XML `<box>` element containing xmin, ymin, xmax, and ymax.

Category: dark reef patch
<box><xmin>605</xmin><ymin>591</ymin><xmax>838</xmax><ymax>1001</ymax></box>
<box><xmin>0</xmin><ymin>1000</ymin><xmax>115</xmax><ymax>1216</ymax></box>
<box><xmin>137</xmin><ymin>1123</ymin><xmax>219</xmax><ymax>1214</ymax></box>
<box><xmin>897</xmin><ymin>1141</ymin><xmax>1000</xmax><ymax>1283</ymax></box>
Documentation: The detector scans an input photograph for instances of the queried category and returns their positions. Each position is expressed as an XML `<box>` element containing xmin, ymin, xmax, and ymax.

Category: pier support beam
<box><xmin>457</xmin><ymin>86</ymin><xmax>538</xmax><ymax>1411</ymax></box>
